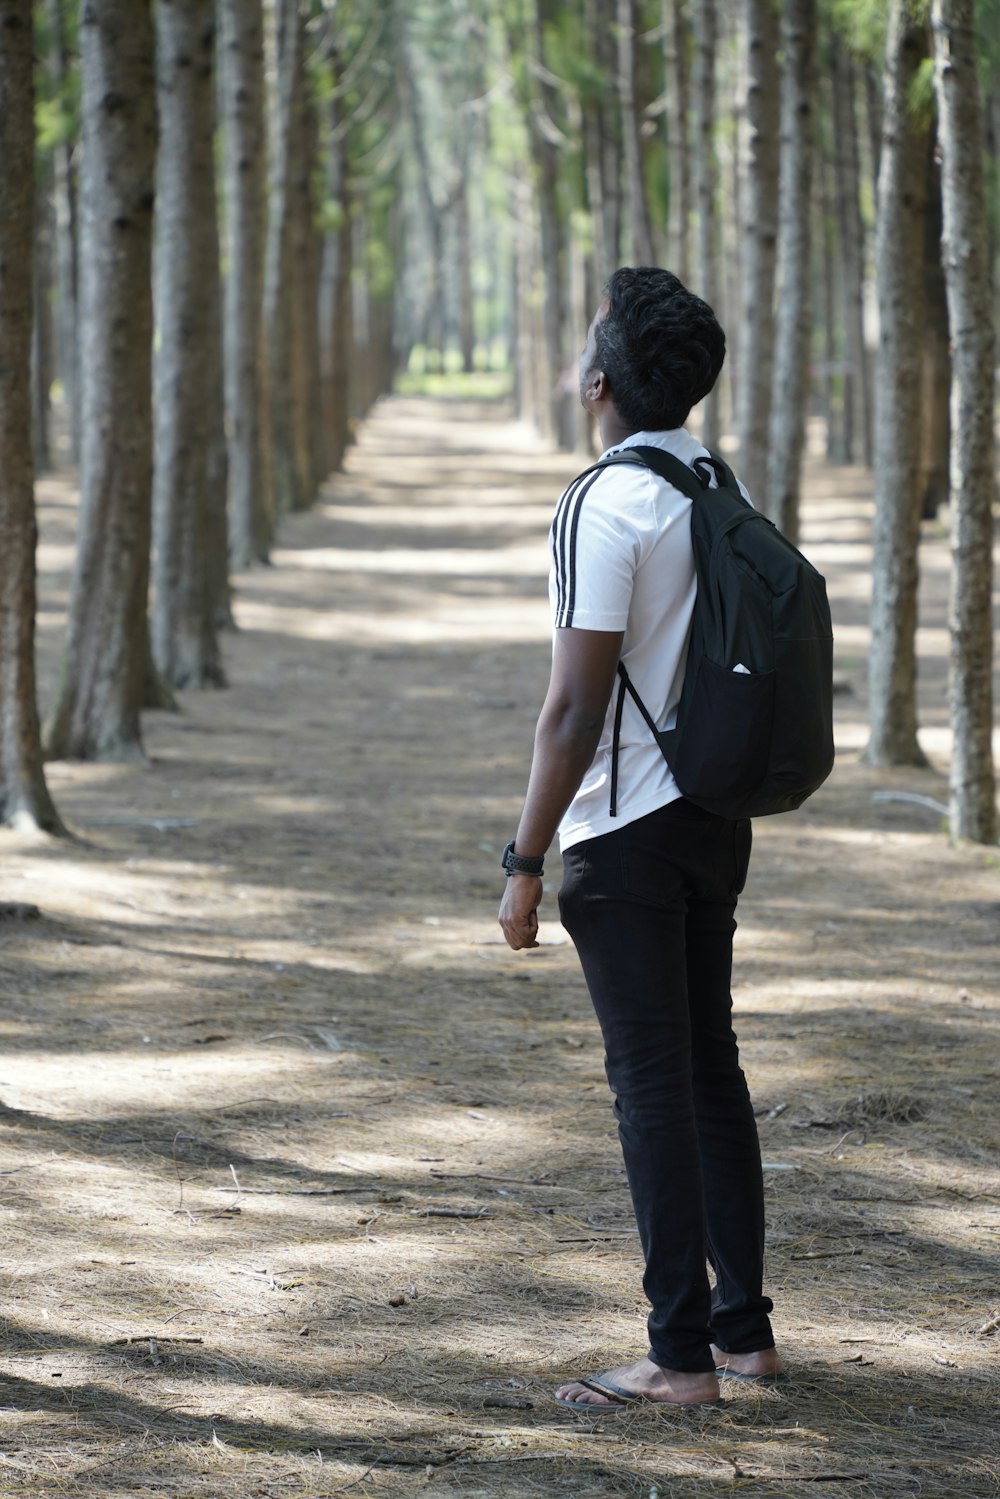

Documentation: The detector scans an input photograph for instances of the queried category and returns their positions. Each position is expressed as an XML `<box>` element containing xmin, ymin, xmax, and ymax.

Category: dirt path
<box><xmin>1</xmin><ymin>396</ymin><xmax>998</xmax><ymax>1498</ymax></box>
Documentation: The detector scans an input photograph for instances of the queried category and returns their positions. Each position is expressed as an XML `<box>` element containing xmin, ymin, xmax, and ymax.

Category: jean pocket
<box><xmin>621</xmin><ymin>845</ymin><xmax>680</xmax><ymax>910</ymax></box>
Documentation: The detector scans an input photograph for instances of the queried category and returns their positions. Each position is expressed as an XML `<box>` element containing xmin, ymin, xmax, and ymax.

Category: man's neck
<box><xmin>598</xmin><ymin>410</ymin><xmax>639</xmax><ymax>450</ymax></box>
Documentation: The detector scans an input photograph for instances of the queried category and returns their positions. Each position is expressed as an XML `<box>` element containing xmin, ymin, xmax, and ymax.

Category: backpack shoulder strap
<box><xmin>599</xmin><ymin>444</ymin><xmax>709</xmax><ymax>502</ymax></box>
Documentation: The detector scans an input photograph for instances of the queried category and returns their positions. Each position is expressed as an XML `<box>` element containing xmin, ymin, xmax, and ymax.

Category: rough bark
<box><xmin>219</xmin><ymin>0</ymin><xmax>272</xmax><ymax>567</ymax></box>
<box><xmin>45</xmin><ymin>0</ymin><xmax>80</xmax><ymax>464</ymax></box>
<box><xmin>567</xmin><ymin>169</ymin><xmax>593</xmax><ymax>454</ymax></box>
<box><xmin>582</xmin><ymin>0</ymin><xmax>609</xmax><ymax>283</ymax></box>
<box><xmin>582</xmin><ymin>98</ymin><xmax>608</xmax><ymax>286</ymax></box>
<box><xmin>319</xmin><ymin>37</ymin><xmax>352</xmax><ymax>476</ymax></box>
<box><xmin>766</xmin><ymin>0</ymin><xmax>817</xmax><ymax>544</ymax></box>
<box><xmin>736</xmin><ymin>0</ymin><xmax>780</xmax><ymax>500</ymax></box>
<box><xmin>864</xmin><ymin>1</ymin><xmax>931</xmax><ymax>768</ymax></box>
<box><xmin>0</xmin><ymin>0</ymin><xmax>63</xmax><ymax>832</ymax></box>
<box><xmin>819</xmin><ymin>112</ymin><xmax>845</xmax><ymax>462</ymax></box>
<box><xmin>31</xmin><ymin>176</ymin><xmax>53</xmax><ymax>475</ymax></box>
<box><xmin>618</xmin><ymin>0</ymin><xmax>655</xmax><ymax>266</ymax></box>
<box><xmin>831</xmin><ymin>34</ymin><xmax>872</xmax><ymax>466</ymax></box>
<box><xmin>151</xmin><ymin>0</ymin><xmax>227</xmax><ymax>690</ymax></box>
<box><xmin>46</xmin><ymin>0</ymin><xmax>157</xmax><ymax>763</ymax></box>
<box><xmin>263</xmin><ymin>0</ymin><xmax>302</xmax><ymax>512</ymax></box>
<box><xmin>693</xmin><ymin>0</ymin><xmax>720</xmax><ymax>446</ymax></box>
<box><xmin>288</xmin><ymin>55</ymin><xmax>320</xmax><ymax>508</ymax></box>
<box><xmin>664</xmin><ymin>0</ymin><xmax>691</xmax><ymax>284</ymax></box>
<box><xmin>919</xmin><ymin>138</ymin><xmax>951</xmax><ymax>518</ymax></box>
<box><xmin>402</xmin><ymin>32</ymin><xmax>445</xmax><ymax>367</ymax></box>
<box><xmin>722</xmin><ymin>29</ymin><xmax>743</xmax><ymax>436</ymax></box>
<box><xmin>931</xmin><ymin>0</ymin><xmax>998</xmax><ymax>844</ymax></box>
<box><xmin>512</xmin><ymin>177</ymin><xmax>542</xmax><ymax>426</ymax></box>
<box><xmin>598</xmin><ymin>19</ymin><xmax>623</xmax><ymax>277</ymax></box>
<box><xmin>863</xmin><ymin>60</ymin><xmax>883</xmax><ymax>186</ymax></box>
<box><xmin>529</xmin><ymin>0</ymin><xmax>573</xmax><ymax>448</ymax></box>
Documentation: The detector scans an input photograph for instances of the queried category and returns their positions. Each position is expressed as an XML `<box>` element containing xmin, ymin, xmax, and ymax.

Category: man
<box><xmin>498</xmin><ymin>267</ymin><xmax>783</xmax><ymax>1410</ymax></box>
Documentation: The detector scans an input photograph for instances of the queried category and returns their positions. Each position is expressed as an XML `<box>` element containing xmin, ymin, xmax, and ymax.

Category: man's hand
<box><xmin>499</xmin><ymin>873</ymin><xmax>543</xmax><ymax>950</ymax></box>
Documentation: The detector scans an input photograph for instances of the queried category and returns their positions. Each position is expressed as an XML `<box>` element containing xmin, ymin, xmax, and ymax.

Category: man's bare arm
<box><xmin>498</xmin><ymin>626</ymin><xmax>623</xmax><ymax>950</ymax></box>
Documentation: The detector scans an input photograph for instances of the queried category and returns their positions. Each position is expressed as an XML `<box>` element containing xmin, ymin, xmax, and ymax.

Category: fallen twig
<box><xmin>109</xmin><ymin>1335</ymin><xmax>204</xmax><ymax>1346</ymax></box>
<box><xmin>214</xmin><ymin>1186</ymin><xmax>371</xmax><ymax>1196</ymax></box>
<box><xmin>790</xmin><ymin>1249</ymin><xmax>860</xmax><ymax>1261</ymax></box>
<box><xmin>737</xmin><ymin>1475</ymin><xmax>868</xmax><ymax>1485</ymax></box>
<box><xmin>410</xmin><ymin>1206</ymin><xmax>492</xmax><ymax>1219</ymax></box>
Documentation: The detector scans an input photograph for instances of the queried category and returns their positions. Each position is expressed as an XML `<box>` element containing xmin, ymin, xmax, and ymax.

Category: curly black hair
<box><xmin>594</xmin><ymin>266</ymin><xmax>726</xmax><ymax>431</ymax></box>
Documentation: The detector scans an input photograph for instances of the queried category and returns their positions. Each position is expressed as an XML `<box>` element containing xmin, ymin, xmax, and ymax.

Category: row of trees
<box><xmin>0</xmin><ymin>0</ymin><xmax>996</xmax><ymax>844</ymax></box>
<box><xmin>400</xmin><ymin>0</ymin><xmax>997</xmax><ymax>841</ymax></box>
<box><xmin>2</xmin><ymin>0</ymin><xmax>399</xmax><ymax>838</ymax></box>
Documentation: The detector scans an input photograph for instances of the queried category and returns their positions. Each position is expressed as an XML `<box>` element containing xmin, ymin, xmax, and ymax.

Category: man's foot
<box><xmin>554</xmin><ymin>1355</ymin><xmax>720</xmax><ymax>1411</ymax></box>
<box><xmin>710</xmin><ymin>1343</ymin><xmax>785</xmax><ymax>1381</ymax></box>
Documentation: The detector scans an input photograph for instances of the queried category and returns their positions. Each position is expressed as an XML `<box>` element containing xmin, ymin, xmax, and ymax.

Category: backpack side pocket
<box><xmin>664</xmin><ymin>657</ymin><xmax>776</xmax><ymax>806</ymax></box>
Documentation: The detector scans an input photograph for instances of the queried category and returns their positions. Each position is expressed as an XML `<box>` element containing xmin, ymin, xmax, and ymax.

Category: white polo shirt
<box><xmin>549</xmin><ymin>427</ymin><xmax>711</xmax><ymax>852</ymax></box>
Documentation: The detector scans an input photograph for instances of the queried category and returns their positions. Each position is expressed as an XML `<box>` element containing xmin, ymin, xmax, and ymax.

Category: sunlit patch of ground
<box><xmin>2</xmin><ymin>396</ymin><xmax>998</xmax><ymax>1497</ymax></box>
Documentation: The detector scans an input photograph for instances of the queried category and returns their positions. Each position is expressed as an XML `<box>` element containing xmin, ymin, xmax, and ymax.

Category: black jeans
<box><xmin>558</xmin><ymin>798</ymin><xmax>774</xmax><ymax>1373</ymax></box>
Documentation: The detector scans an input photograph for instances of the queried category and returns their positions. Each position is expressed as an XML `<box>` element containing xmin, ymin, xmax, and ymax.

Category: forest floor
<box><xmin>1</xmin><ymin>394</ymin><xmax>999</xmax><ymax>1499</ymax></box>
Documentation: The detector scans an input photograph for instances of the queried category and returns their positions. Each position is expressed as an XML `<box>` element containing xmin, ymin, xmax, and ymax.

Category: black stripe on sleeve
<box><xmin>551</xmin><ymin>473</ymin><xmax>586</xmax><ymax>623</ymax></box>
<box><xmin>560</xmin><ymin>470</ymin><xmax>606</xmax><ymax>627</ymax></box>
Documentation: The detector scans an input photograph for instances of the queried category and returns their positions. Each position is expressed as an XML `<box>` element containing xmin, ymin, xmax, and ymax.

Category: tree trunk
<box><xmin>151</xmin><ymin>0</ymin><xmax>227</xmax><ymax>690</ymax></box>
<box><xmin>46</xmin><ymin>0</ymin><xmax>157</xmax><ymax>763</ymax></box>
<box><xmin>402</xmin><ymin>36</ymin><xmax>446</xmax><ymax>368</ymax></box>
<box><xmin>581</xmin><ymin>0</ymin><xmax>608</xmax><ymax>286</ymax></box>
<box><xmin>722</xmin><ymin>31</ymin><xmax>743</xmax><ymax>437</ymax></box>
<box><xmin>664</xmin><ymin>0</ymin><xmax>691</xmax><ymax>285</ymax></box>
<box><xmin>512</xmin><ymin>177</ymin><xmax>542</xmax><ymax>426</ymax></box>
<box><xmin>863</xmin><ymin>60</ymin><xmax>882</xmax><ymax>188</ymax></box>
<box><xmin>219</xmin><ymin>0</ymin><xmax>271</xmax><ymax>568</ymax></box>
<box><xmin>45</xmin><ymin>0</ymin><xmax>80</xmax><ymax>465</ymax></box>
<box><xmin>288</xmin><ymin>52</ymin><xmax>320</xmax><ymax>508</ymax></box>
<box><xmin>693</xmin><ymin>0</ymin><xmax>720</xmax><ymax>445</ymax></box>
<box><xmin>530</xmin><ymin>0</ymin><xmax>573</xmax><ymax>449</ymax></box>
<box><xmin>0</xmin><ymin>0</ymin><xmax>63</xmax><ymax>833</ymax></box>
<box><xmin>567</xmin><ymin>180</ymin><xmax>593</xmax><ymax>453</ymax></box>
<box><xmin>831</xmin><ymin>34</ymin><xmax>871</xmax><ymax>466</ymax></box>
<box><xmin>31</xmin><ymin>175</ymin><xmax>53</xmax><ymax>475</ymax></box>
<box><xmin>931</xmin><ymin>0</ymin><xmax>998</xmax><ymax>844</ymax></box>
<box><xmin>263</xmin><ymin>0</ymin><xmax>301</xmax><ymax>512</ymax></box>
<box><xmin>598</xmin><ymin>19</ymin><xmax>623</xmax><ymax>276</ymax></box>
<box><xmin>319</xmin><ymin>37</ymin><xmax>352</xmax><ymax>475</ymax></box>
<box><xmin>736</xmin><ymin>0</ymin><xmax>780</xmax><ymax>500</ymax></box>
<box><xmin>766</xmin><ymin>0</ymin><xmax>817</xmax><ymax>544</ymax></box>
<box><xmin>919</xmin><ymin>137</ymin><xmax>951</xmax><ymax>519</ymax></box>
<box><xmin>618</xmin><ymin>0</ymin><xmax>655</xmax><ymax>266</ymax></box>
<box><xmin>819</xmin><ymin>119</ymin><xmax>845</xmax><ymax>462</ymax></box>
<box><xmin>864</xmin><ymin>0</ymin><xmax>931</xmax><ymax>768</ymax></box>
<box><xmin>456</xmin><ymin>144</ymin><xmax>476</xmax><ymax>374</ymax></box>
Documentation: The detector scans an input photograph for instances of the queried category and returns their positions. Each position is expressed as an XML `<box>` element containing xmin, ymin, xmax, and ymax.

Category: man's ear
<box><xmin>584</xmin><ymin>369</ymin><xmax>608</xmax><ymax>404</ymax></box>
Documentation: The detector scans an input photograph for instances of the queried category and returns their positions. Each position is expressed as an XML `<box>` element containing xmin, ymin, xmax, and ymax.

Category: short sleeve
<box><xmin>550</xmin><ymin>469</ymin><xmax>643</xmax><ymax>630</ymax></box>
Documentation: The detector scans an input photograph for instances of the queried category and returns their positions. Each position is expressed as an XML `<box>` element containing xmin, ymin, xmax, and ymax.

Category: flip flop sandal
<box><xmin>554</xmin><ymin>1377</ymin><xmax>634</xmax><ymax>1413</ymax></box>
<box><xmin>555</xmin><ymin>1374</ymin><xmax>722</xmax><ymax>1412</ymax></box>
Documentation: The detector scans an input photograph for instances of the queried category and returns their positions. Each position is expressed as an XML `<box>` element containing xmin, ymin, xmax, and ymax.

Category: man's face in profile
<box><xmin>579</xmin><ymin>299</ymin><xmax>609</xmax><ymax>411</ymax></box>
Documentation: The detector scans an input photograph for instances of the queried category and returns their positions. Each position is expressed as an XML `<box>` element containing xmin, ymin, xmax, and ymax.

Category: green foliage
<box><xmin>908</xmin><ymin>54</ymin><xmax>936</xmax><ymax>127</ymax></box>
<box><xmin>828</xmin><ymin>0</ymin><xmax>888</xmax><ymax>59</ymax></box>
<box><xmin>317</xmin><ymin>198</ymin><xmax>346</xmax><ymax>236</ymax></box>
<box><xmin>543</xmin><ymin>9</ymin><xmax>606</xmax><ymax>99</ymax></box>
<box><xmin>365</xmin><ymin>230</ymin><xmax>395</xmax><ymax>301</ymax></box>
<box><xmin>33</xmin><ymin>0</ymin><xmax>80</xmax><ymax>158</ymax></box>
<box><xmin>395</xmin><ymin>367</ymin><xmax>512</xmax><ymax>397</ymax></box>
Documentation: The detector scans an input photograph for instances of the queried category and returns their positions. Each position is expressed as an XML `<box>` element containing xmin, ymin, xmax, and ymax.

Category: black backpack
<box><xmin>592</xmin><ymin>444</ymin><xmax>834</xmax><ymax>820</ymax></box>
